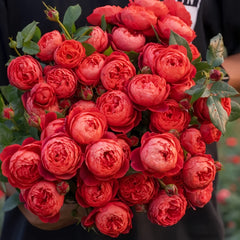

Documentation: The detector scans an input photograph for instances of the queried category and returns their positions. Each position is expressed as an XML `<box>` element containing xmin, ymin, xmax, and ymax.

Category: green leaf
<box><xmin>74</xmin><ymin>26</ymin><xmax>93</xmax><ymax>39</ymax></box>
<box><xmin>103</xmin><ymin>46</ymin><xmax>113</xmax><ymax>56</ymax></box>
<box><xmin>0</xmin><ymin>85</ymin><xmax>21</xmax><ymax>103</ymax></box>
<box><xmin>22</xmin><ymin>41</ymin><xmax>40</xmax><ymax>55</ymax></box>
<box><xmin>63</xmin><ymin>4</ymin><xmax>82</xmax><ymax>34</ymax></box>
<box><xmin>207</xmin><ymin>96</ymin><xmax>229</xmax><ymax>133</ymax></box>
<box><xmin>2</xmin><ymin>192</ymin><xmax>21</xmax><ymax>212</ymax></box>
<box><xmin>169</xmin><ymin>31</ymin><xmax>192</xmax><ymax>61</ymax></box>
<box><xmin>81</xmin><ymin>42</ymin><xmax>96</xmax><ymax>56</ymax></box>
<box><xmin>101</xmin><ymin>15</ymin><xmax>107</xmax><ymax>32</ymax></box>
<box><xmin>0</xmin><ymin>94</ymin><xmax>5</xmax><ymax>113</ymax></box>
<box><xmin>21</xmin><ymin>21</ymin><xmax>39</xmax><ymax>43</ymax></box>
<box><xmin>193</xmin><ymin>61</ymin><xmax>212</xmax><ymax>72</ymax></box>
<box><xmin>210</xmin><ymin>81</ymin><xmax>239</xmax><ymax>98</ymax></box>
<box><xmin>32</xmin><ymin>26</ymin><xmax>42</xmax><ymax>43</ymax></box>
<box><xmin>0</xmin><ymin>123</ymin><xmax>13</xmax><ymax>146</ymax></box>
<box><xmin>228</xmin><ymin>100</ymin><xmax>240</xmax><ymax>122</ymax></box>
<box><xmin>206</xmin><ymin>33</ymin><xmax>225</xmax><ymax>67</ymax></box>
<box><xmin>16</xmin><ymin>32</ymin><xmax>23</xmax><ymax>48</ymax></box>
<box><xmin>125</xmin><ymin>51</ymin><xmax>139</xmax><ymax>69</ymax></box>
<box><xmin>76</xmin><ymin>35</ymin><xmax>91</xmax><ymax>42</ymax></box>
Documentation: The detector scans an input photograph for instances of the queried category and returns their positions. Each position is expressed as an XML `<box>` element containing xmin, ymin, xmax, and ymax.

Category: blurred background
<box><xmin>0</xmin><ymin>113</ymin><xmax>240</xmax><ymax>239</ymax></box>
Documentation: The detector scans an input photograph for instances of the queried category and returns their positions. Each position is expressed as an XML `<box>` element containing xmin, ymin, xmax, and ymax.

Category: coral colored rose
<box><xmin>96</xmin><ymin>90</ymin><xmax>141</xmax><ymax>133</ymax></box>
<box><xmin>131</xmin><ymin>0</ymin><xmax>169</xmax><ymax>18</ymax></box>
<box><xmin>75</xmin><ymin>52</ymin><xmax>106</xmax><ymax>86</ymax></box>
<box><xmin>75</xmin><ymin>178</ymin><xmax>118</xmax><ymax>208</ymax></box>
<box><xmin>45</xmin><ymin>67</ymin><xmax>77</xmax><ymax>99</ymax></box>
<box><xmin>7</xmin><ymin>55</ymin><xmax>42</xmax><ymax>90</ymax></box>
<box><xmin>118</xmin><ymin>173</ymin><xmax>158</xmax><ymax>206</ymax></box>
<box><xmin>180</xmin><ymin>128</ymin><xmax>206</xmax><ymax>155</ymax></box>
<box><xmin>82</xmin><ymin>201</ymin><xmax>133</xmax><ymax>238</ymax></box>
<box><xmin>152</xmin><ymin>45</ymin><xmax>194</xmax><ymax>83</ymax></box>
<box><xmin>54</xmin><ymin>39</ymin><xmax>86</xmax><ymax>68</ymax></box>
<box><xmin>66</xmin><ymin>107</ymin><xmax>107</xmax><ymax>145</ymax></box>
<box><xmin>163</xmin><ymin>0</ymin><xmax>192</xmax><ymax>26</ymax></box>
<box><xmin>182</xmin><ymin>154</ymin><xmax>216</xmax><ymax>189</ymax></box>
<box><xmin>69</xmin><ymin>100</ymin><xmax>96</xmax><ymax>113</ymax></box>
<box><xmin>200</xmin><ymin>122</ymin><xmax>222</xmax><ymax>144</ymax></box>
<box><xmin>157</xmin><ymin>15</ymin><xmax>196</xmax><ymax>42</ymax></box>
<box><xmin>87</xmin><ymin>5</ymin><xmax>123</xmax><ymax>26</ymax></box>
<box><xmin>185</xmin><ymin>182</ymin><xmax>213</xmax><ymax>208</ymax></box>
<box><xmin>21</xmin><ymin>82</ymin><xmax>60</xmax><ymax>127</ymax></box>
<box><xmin>120</xmin><ymin>5</ymin><xmax>157</xmax><ymax>31</ymax></box>
<box><xmin>0</xmin><ymin>138</ymin><xmax>42</xmax><ymax>189</ymax></box>
<box><xmin>100</xmin><ymin>54</ymin><xmax>136</xmax><ymax>92</ymax></box>
<box><xmin>193</xmin><ymin>97</ymin><xmax>231</xmax><ymax>123</ymax></box>
<box><xmin>127</xmin><ymin>74</ymin><xmax>170</xmax><ymax>111</ymax></box>
<box><xmin>138</xmin><ymin>42</ymin><xmax>165</xmax><ymax>70</ymax></box>
<box><xmin>37</xmin><ymin>30</ymin><xmax>63</xmax><ymax>62</ymax></box>
<box><xmin>147</xmin><ymin>190</ymin><xmax>187</xmax><ymax>226</ymax></box>
<box><xmin>217</xmin><ymin>188</ymin><xmax>231</xmax><ymax>204</ymax></box>
<box><xmin>169</xmin><ymin>77</ymin><xmax>196</xmax><ymax>101</ymax></box>
<box><xmin>111</xmin><ymin>27</ymin><xmax>146</xmax><ymax>52</ymax></box>
<box><xmin>85</xmin><ymin>26</ymin><xmax>108</xmax><ymax>52</ymax></box>
<box><xmin>131</xmin><ymin>132</ymin><xmax>184</xmax><ymax>178</ymax></box>
<box><xmin>22</xmin><ymin>181</ymin><xmax>64</xmax><ymax>223</ymax></box>
<box><xmin>39</xmin><ymin>133</ymin><xmax>83</xmax><ymax>181</ymax></box>
<box><xmin>84</xmin><ymin>138</ymin><xmax>129</xmax><ymax>181</ymax></box>
<box><xmin>150</xmin><ymin>99</ymin><xmax>191</xmax><ymax>134</ymax></box>
<box><xmin>189</xmin><ymin>43</ymin><xmax>201</xmax><ymax>61</ymax></box>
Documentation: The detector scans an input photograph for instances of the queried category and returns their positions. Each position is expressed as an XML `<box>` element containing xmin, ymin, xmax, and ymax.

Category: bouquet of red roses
<box><xmin>0</xmin><ymin>0</ymin><xmax>240</xmax><ymax>238</ymax></box>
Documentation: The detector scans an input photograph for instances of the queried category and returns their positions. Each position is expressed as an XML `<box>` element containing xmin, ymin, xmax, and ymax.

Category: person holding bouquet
<box><xmin>0</xmin><ymin>0</ymin><xmax>240</xmax><ymax>240</ymax></box>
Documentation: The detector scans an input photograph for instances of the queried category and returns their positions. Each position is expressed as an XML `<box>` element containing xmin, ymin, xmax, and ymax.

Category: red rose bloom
<box><xmin>37</xmin><ymin>30</ymin><xmax>63</xmax><ymax>62</ymax></box>
<box><xmin>200</xmin><ymin>122</ymin><xmax>222</xmax><ymax>144</ymax></box>
<box><xmin>7</xmin><ymin>55</ymin><xmax>42</xmax><ymax>90</ymax></box>
<box><xmin>180</xmin><ymin>128</ymin><xmax>206</xmax><ymax>155</ymax></box>
<box><xmin>22</xmin><ymin>181</ymin><xmax>64</xmax><ymax>223</ymax></box>
<box><xmin>75</xmin><ymin>52</ymin><xmax>106</xmax><ymax>86</ymax></box>
<box><xmin>96</xmin><ymin>90</ymin><xmax>141</xmax><ymax>133</ymax></box>
<box><xmin>82</xmin><ymin>201</ymin><xmax>133</xmax><ymax>238</ymax></box>
<box><xmin>118</xmin><ymin>173</ymin><xmax>158</xmax><ymax>206</ymax></box>
<box><xmin>150</xmin><ymin>99</ymin><xmax>191</xmax><ymax>134</ymax></box>
<box><xmin>39</xmin><ymin>133</ymin><xmax>83</xmax><ymax>181</ymax></box>
<box><xmin>131</xmin><ymin>132</ymin><xmax>184</xmax><ymax>178</ymax></box>
<box><xmin>182</xmin><ymin>154</ymin><xmax>216</xmax><ymax>189</ymax></box>
<box><xmin>0</xmin><ymin>138</ymin><xmax>42</xmax><ymax>189</ymax></box>
<box><xmin>54</xmin><ymin>39</ymin><xmax>86</xmax><ymax>68</ymax></box>
<box><xmin>147</xmin><ymin>190</ymin><xmax>187</xmax><ymax>226</ymax></box>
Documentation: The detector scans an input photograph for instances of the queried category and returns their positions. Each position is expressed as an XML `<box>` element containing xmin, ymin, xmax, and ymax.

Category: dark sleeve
<box><xmin>0</xmin><ymin>0</ymin><xmax>10</xmax><ymax>86</ymax></box>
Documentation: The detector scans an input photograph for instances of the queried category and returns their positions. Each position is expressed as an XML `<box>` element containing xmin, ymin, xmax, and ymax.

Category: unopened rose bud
<box><xmin>95</xmin><ymin>84</ymin><xmax>106</xmax><ymax>96</ymax></box>
<box><xmin>165</xmin><ymin>184</ymin><xmax>178</xmax><ymax>196</ymax></box>
<box><xmin>141</xmin><ymin>66</ymin><xmax>152</xmax><ymax>74</ymax></box>
<box><xmin>43</xmin><ymin>2</ymin><xmax>59</xmax><ymax>22</ymax></box>
<box><xmin>214</xmin><ymin>161</ymin><xmax>223</xmax><ymax>171</ymax></box>
<box><xmin>209</xmin><ymin>69</ymin><xmax>223</xmax><ymax>81</ymax></box>
<box><xmin>80</xmin><ymin>85</ymin><xmax>93</xmax><ymax>100</ymax></box>
<box><xmin>168</xmin><ymin>129</ymin><xmax>180</xmax><ymax>138</ymax></box>
<box><xmin>56</xmin><ymin>181</ymin><xmax>70</xmax><ymax>195</ymax></box>
<box><xmin>3</xmin><ymin>107</ymin><xmax>14</xmax><ymax>119</ymax></box>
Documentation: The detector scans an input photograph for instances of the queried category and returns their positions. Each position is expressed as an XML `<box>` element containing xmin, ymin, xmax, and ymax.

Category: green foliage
<box><xmin>2</xmin><ymin>192</ymin><xmax>21</xmax><ymax>212</ymax></box>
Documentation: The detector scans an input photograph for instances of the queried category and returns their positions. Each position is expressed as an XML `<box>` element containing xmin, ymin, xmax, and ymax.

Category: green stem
<box><xmin>158</xmin><ymin>179</ymin><xmax>166</xmax><ymax>189</ymax></box>
<box><xmin>57</xmin><ymin>20</ymin><xmax>72</xmax><ymax>40</ymax></box>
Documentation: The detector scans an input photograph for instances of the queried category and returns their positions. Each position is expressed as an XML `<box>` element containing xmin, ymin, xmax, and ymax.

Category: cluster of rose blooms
<box><xmin>0</xmin><ymin>0</ymin><xmax>232</xmax><ymax>238</ymax></box>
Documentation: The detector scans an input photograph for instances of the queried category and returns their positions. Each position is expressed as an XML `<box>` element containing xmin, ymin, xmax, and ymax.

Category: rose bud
<box><xmin>180</xmin><ymin>128</ymin><xmax>206</xmax><ymax>155</ymax></box>
<box><xmin>164</xmin><ymin>184</ymin><xmax>179</xmax><ymax>196</ymax></box>
<box><xmin>37</xmin><ymin>30</ymin><xmax>63</xmax><ymax>62</ymax></box>
<box><xmin>79</xmin><ymin>85</ymin><xmax>94</xmax><ymax>101</ymax></box>
<box><xmin>199</xmin><ymin>122</ymin><xmax>222</xmax><ymax>144</ymax></box>
<box><xmin>95</xmin><ymin>83</ymin><xmax>107</xmax><ymax>96</ymax></box>
<box><xmin>182</xmin><ymin>154</ymin><xmax>216</xmax><ymax>189</ymax></box>
<box><xmin>85</xmin><ymin>26</ymin><xmax>108</xmax><ymax>52</ymax></box>
<box><xmin>185</xmin><ymin>182</ymin><xmax>213</xmax><ymax>208</ymax></box>
<box><xmin>118</xmin><ymin>173</ymin><xmax>158</xmax><ymax>206</ymax></box>
<box><xmin>22</xmin><ymin>180</ymin><xmax>64</xmax><ymax>223</ymax></box>
<box><xmin>96</xmin><ymin>90</ymin><xmax>141</xmax><ymax>134</ymax></box>
<box><xmin>214</xmin><ymin>161</ymin><xmax>223</xmax><ymax>172</ymax></box>
<box><xmin>39</xmin><ymin>133</ymin><xmax>83</xmax><ymax>181</ymax></box>
<box><xmin>150</xmin><ymin>99</ymin><xmax>191</xmax><ymax>134</ymax></box>
<box><xmin>56</xmin><ymin>181</ymin><xmax>70</xmax><ymax>195</ymax></box>
<box><xmin>75</xmin><ymin>52</ymin><xmax>106</xmax><ymax>86</ymax></box>
<box><xmin>147</xmin><ymin>190</ymin><xmax>187</xmax><ymax>227</ymax></box>
<box><xmin>75</xmin><ymin>178</ymin><xmax>118</xmax><ymax>208</ymax></box>
<box><xmin>3</xmin><ymin>107</ymin><xmax>14</xmax><ymax>119</ymax></box>
<box><xmin>127</xmin><ymin>74</ymin><xmax>170</xmax><ymax>111</ymax></box>
<box><xmin>216</xmin><ymin>188</ymin><xmax>231</xmax><ymax>204</ymax></box>
<box><xmin>7</xmin><ymin>55</ymin><xmax>42</xmax><ymax>90</ymax></box>
<box><xmin>131</xmin><ymin>132</ymin><xmax>184</xmax><ymax>179</ymax></box>
<box><xmin>66</xmin><ymin>107</ymin><xmax>107</xmax><ymax>145</ymax></box>
<box><xmin>209</xmin><ymin>69</ymin><xmax>223</xmax><ymax>81</ymax></box>
<box><xmin>0</xmin><ymin>138</ymin><xmax>42</xmax><ymax>189</ymax></box>
<box><xmin>43</xmin><ymin>2</ymin><xmax>59</xmax><ymax>22</ymax></box>
<box><xmin>82</xmin><ymin>201</ymin><xmax>133</xmax><ymax>238</ymax></box>
<box><xmin>111</xmin><ymin>27</ymin><xmax>146</xmax><ymax>52</ymax></box>
<box><xmin>45</xmin><ymin>66</ymin><xmax>78</xmax><ymax>99</ymax></box>
<box><xmin>54</xmin><ymin>40</ymin><xmax>86</xmax><ymax>68</ymax></box>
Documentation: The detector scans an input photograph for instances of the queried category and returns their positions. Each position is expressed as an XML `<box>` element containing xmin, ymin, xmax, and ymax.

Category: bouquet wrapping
<box><xmin>1</xmin><ymin>0</ymin><xmax>240</xmax><ymax>237</ymax></box>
